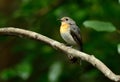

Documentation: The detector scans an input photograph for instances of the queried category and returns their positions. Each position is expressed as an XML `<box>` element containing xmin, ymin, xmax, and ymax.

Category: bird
<box><xmin>59</xmin><ymin>16</ymin><xmax>83</xmax><ymax>63</ymax></box>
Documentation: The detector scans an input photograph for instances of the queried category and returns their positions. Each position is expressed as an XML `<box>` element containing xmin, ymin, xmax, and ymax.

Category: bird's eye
<box><xmin>65</xmin><ymin>18</ymin><xmax>68</xmax><ymax>21</ymax></box>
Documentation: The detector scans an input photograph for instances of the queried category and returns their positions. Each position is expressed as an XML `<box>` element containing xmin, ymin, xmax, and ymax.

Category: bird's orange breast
<box><xmin>60</xmin><ymin>23</ymin><xmax>70</xmax><ymax>33</ymax></box>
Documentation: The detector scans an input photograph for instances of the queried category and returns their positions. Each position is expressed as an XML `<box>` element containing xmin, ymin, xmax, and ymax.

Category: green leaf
<box><xmin>117</xmin><ymin>44</ymin><xmax>120</xmax><ymax>54</ymax></box>
<box><xmin>16</xmin><ymin>62</ymin><xmax>32</xmax><ymax>80</ymax></box>
<box><xmin>0</xmin><ymin>62</ymin><xmax>32</xmax><ymax>80</ymax></box>
<box><xmin>48</xmin><ymin>62</ymin><xmax>62</xmax><ymax>82</ymax></box>
<box><xmin>83</xmin><ymin>20</ymin><xmax>116</xmax><ymax>32</ymax></box>
<box><xmin>0</xmin><ymin>69</ymin><xmax>16</xmax><ymax>80</ymax></box>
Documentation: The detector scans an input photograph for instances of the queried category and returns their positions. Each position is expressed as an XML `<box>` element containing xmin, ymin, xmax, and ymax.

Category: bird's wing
<box><xmin>70</xmin><ymin>25</ymin><xmax>83</xmax><ymax>51</ymax></box>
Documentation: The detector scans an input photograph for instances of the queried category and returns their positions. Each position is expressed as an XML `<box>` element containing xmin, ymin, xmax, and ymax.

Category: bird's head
<box><xmin>59</xmin><ymin>17</ymin><xmax>76</xmax><ymax>25</ymax></box>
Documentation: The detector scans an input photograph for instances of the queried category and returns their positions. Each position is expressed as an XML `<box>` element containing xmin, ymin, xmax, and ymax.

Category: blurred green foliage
<box><xmin>0</xmin><ymin>0</ymin><xmax>120</xmax><ymax>82</ymax></box>
<box><xmin>83</xmin><ymin>20</ymin><xmax>116</xmax><ymax>32</ymax></box>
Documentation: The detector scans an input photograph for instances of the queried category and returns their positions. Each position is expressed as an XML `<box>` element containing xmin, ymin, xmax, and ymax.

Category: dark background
<box><xmin>0</xmin><ymin>0</ymin><xmax>120</xmax><ymax>82</ymax></box>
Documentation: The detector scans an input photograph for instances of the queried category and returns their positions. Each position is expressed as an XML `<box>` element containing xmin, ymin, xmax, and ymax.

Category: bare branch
<box><xmin>0</xmin><ymin>27</ymin><xmax>120</xmax><ymax>82</ymax></box>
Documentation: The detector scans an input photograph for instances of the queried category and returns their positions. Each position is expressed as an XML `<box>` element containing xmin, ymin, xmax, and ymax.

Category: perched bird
<box><xmin>59</xmin><ymin>17</ymin><xmax>83</xmax><ymax>63</ymax></box>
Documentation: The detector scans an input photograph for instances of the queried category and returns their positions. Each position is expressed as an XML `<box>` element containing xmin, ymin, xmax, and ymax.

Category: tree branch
<box><xmin>0</xmin><ymin>27</ymin><xmax>120</xmax><ymax>82</ymax></box>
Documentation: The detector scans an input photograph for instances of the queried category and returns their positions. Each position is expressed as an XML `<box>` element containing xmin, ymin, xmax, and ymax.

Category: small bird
<box><xmin>59</xmin><ymin>16</ymin><xmax>83</xmax><ymax>63</ymax></box>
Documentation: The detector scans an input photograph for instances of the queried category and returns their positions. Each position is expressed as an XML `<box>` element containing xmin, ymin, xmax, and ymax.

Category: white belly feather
<box><xmin>60</xmin><ymin>29</ymin><xmax>77</xmax><ymax>45</ymax></box>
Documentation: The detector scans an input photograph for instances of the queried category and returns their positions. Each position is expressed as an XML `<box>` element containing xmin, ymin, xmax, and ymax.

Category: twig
<box><xmin>0</xmin><ymin>27</ymin><xmax>120</xmax><ymax>82</ymax></box>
